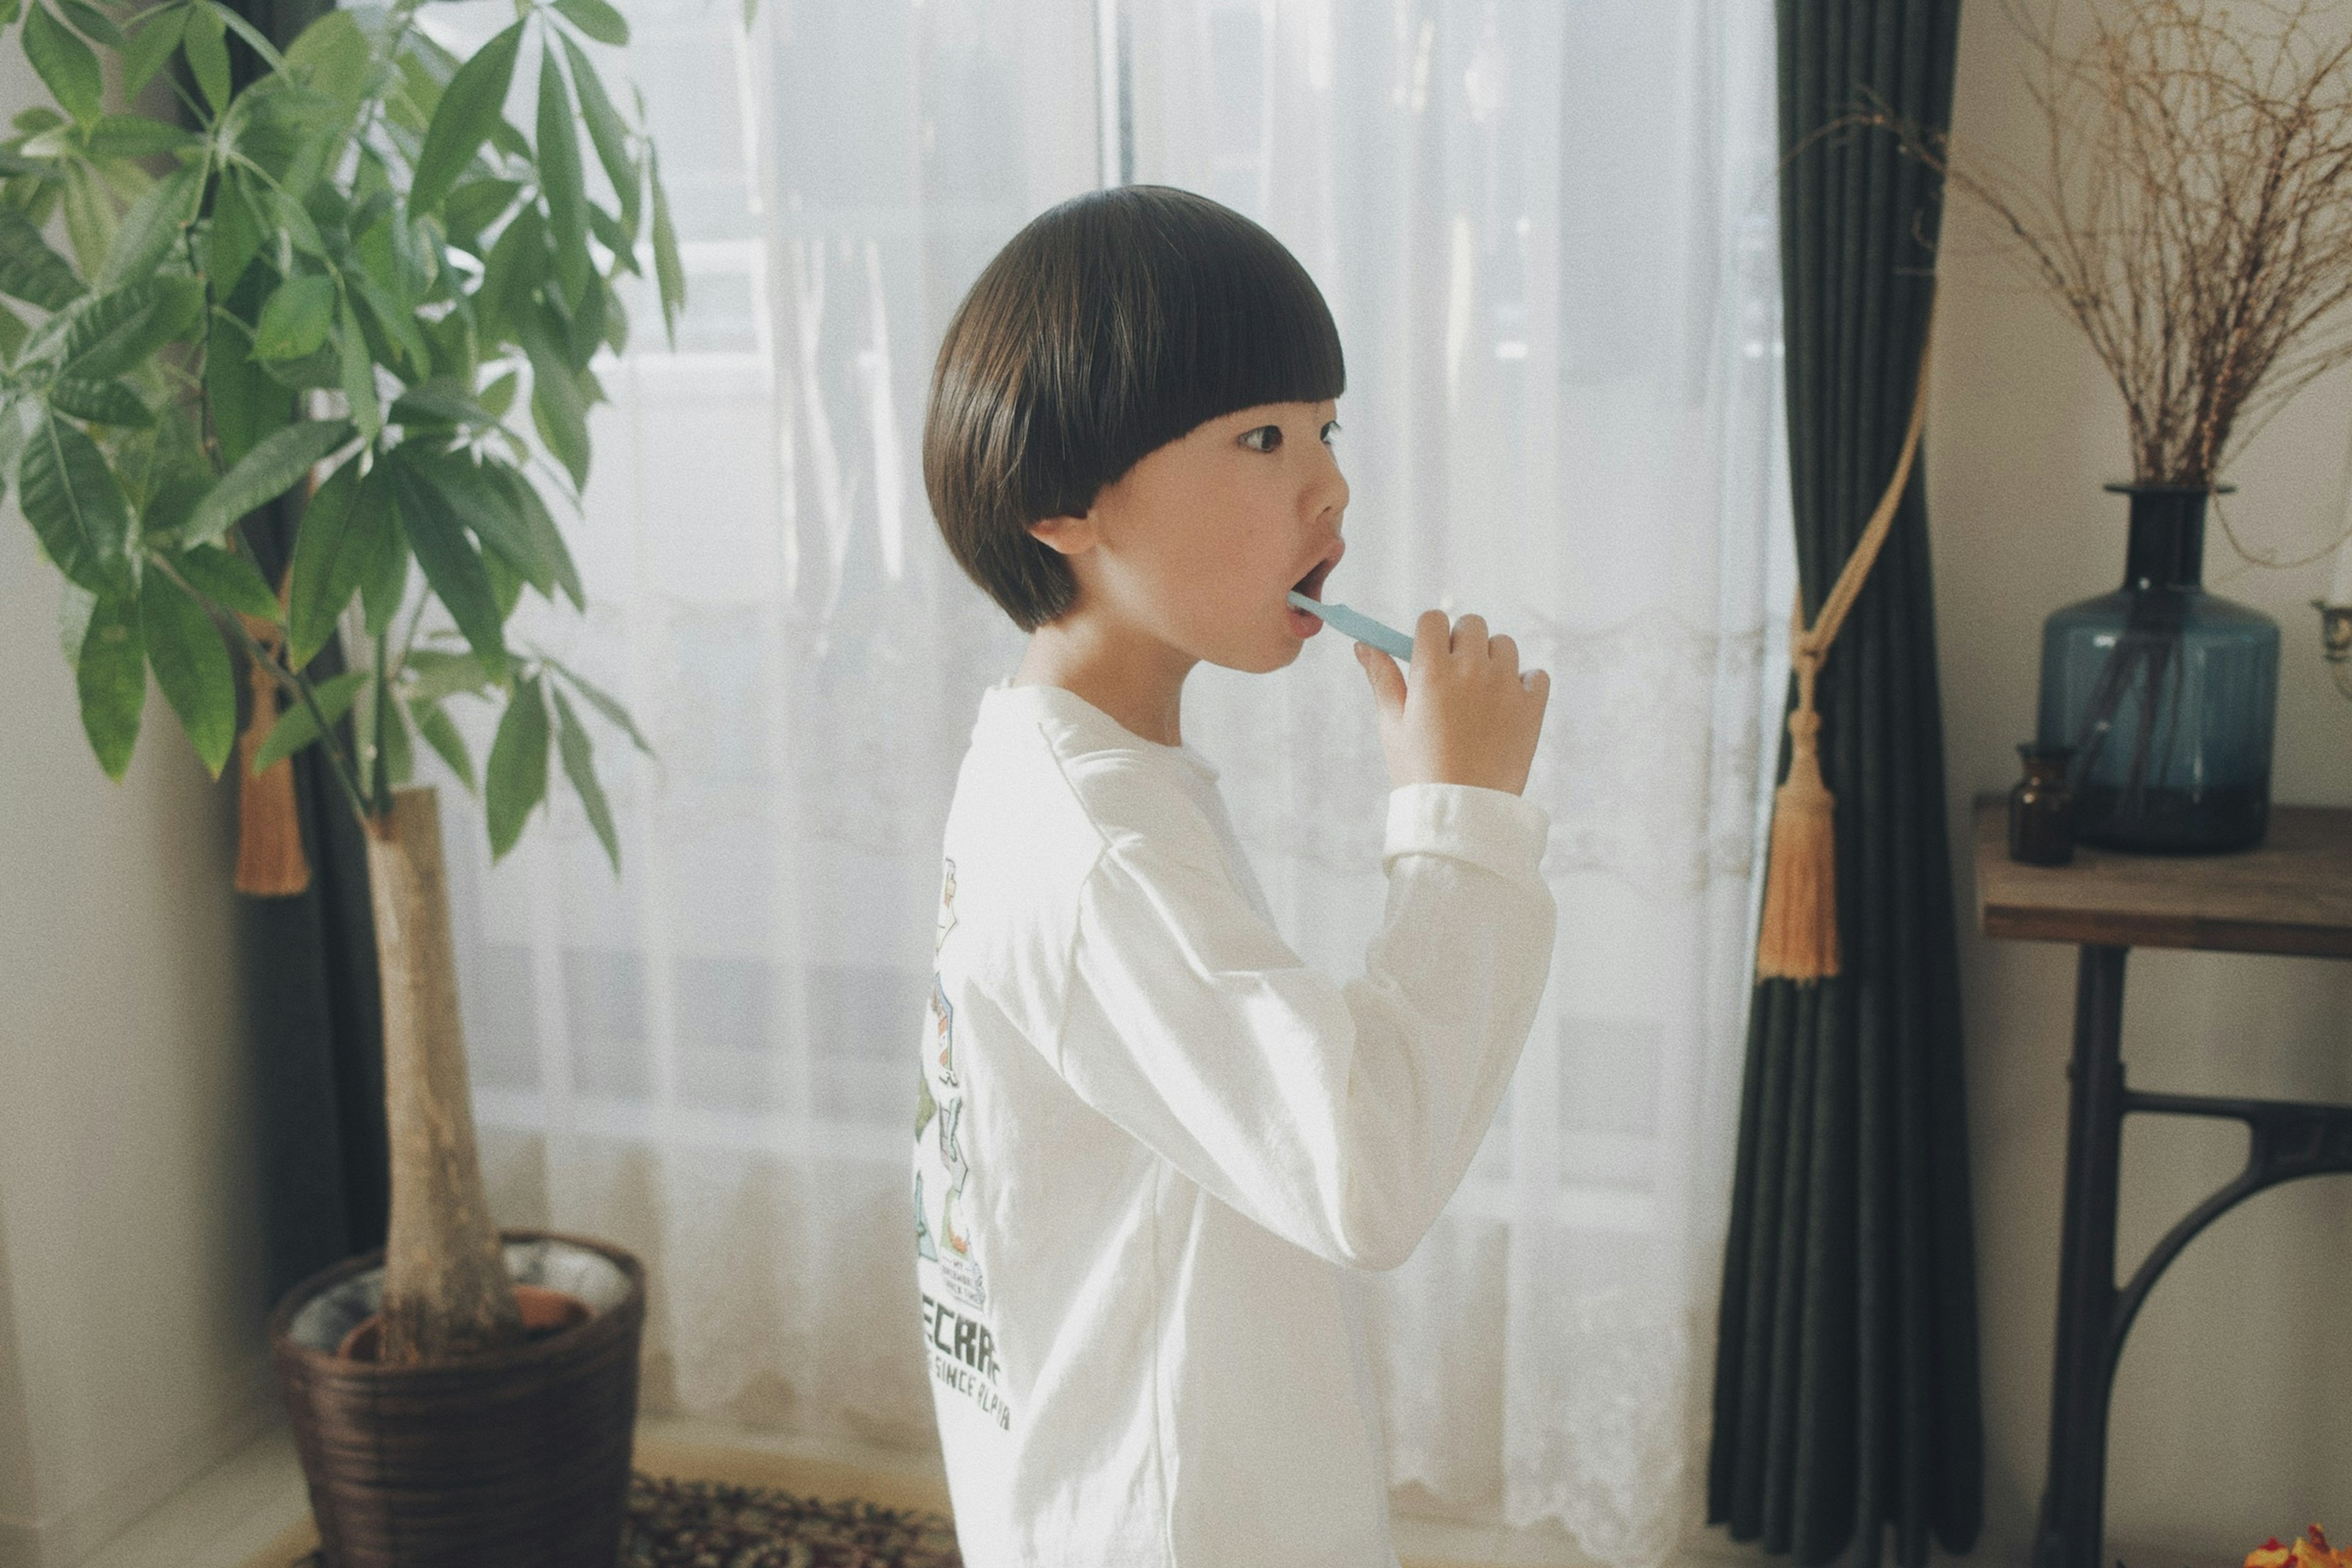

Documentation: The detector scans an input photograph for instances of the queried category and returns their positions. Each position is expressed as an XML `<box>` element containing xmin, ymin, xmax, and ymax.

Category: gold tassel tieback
<box><xmin>235</xmin><ymin>604</ymin><xmax>312</xmax><ymax>898</ymax></box>
<box><xmin>1754</xmin><ymin>334</ymin><xmax>1934</xmax><ymax>984</ymax></box>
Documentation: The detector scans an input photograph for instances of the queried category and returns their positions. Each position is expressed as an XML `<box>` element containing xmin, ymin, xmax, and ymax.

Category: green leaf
<box><xmin>345</xmin><ymin>270</ymin><xmax>429</xmax><ymax>378</ymax></box>
<box><xmin>24</xmin><ymin>4</ymin><xmax>102</xmax><ymax>124</ymax></box>
<box><xmin>76</xmin><ymin>589</ymin><xmax>143</xmax><ymax>779</ymax></box>
<box><xmin>482</xmin><ymin>537</ymin><xmax>522</xmax><ymax>618</ymax></box>
<box><xmin>336</xmin><ymin>297</ymin><xmax>380</xmax><ymax>440</ymax></box>
<box><xmin>205</xmin><ymin>296</ymin><xmax>292</xmax><ymax>469</ymax></box>
<box><xmin>473</xmin><ymin>200</ymin><xmax>541</xmax><ymax>342</ymax></box>
<box><xmin>181</xmin><ymin>418</ymin><xmax>353</xmax><ymax>546</ymax></box>
<box><xmin>205</xmin><ymin>1</ymin><xmax>282</xmax><ymax>75</ymax></box>
<box><xmin>0</xmin><ymin>203</ymin><xmax>86</xmax><ymax>310</ymax></box>
<box><xmin>181</xmin><ymin>1</ymin><xmax>231</xmax><ymax>117</ymax></box>
<box><xmin>586</xmin><ymin>202</ymin><xmax>636</xmax><ymax>276</ymax></box>
<box><xmin>137</xmin><ymin>565</ymin><xmax>234</xmax><ymax>776</ymax></box>
<box><xmin>257</xmin><ymin>341</ymin><xmax>342</xmax><ymax>391</ymax></box>
<box><xmin>486</xmin><ymin>115</ymin><xmax>529</xmax><ymax>165</ymax></box>
<box><xmin>58</xmin><ymin>164</ymin><xmax>112</xmax><ymax>275</ymax></box>
<box><xmin>536</xmin><ymin>49</ymin><xmax>589</xmax><ymax>307</ymax></box>
<box><xmin>284</xmin><ymin>9</ymin><xmax>371</xmax><ymax>104</ymax></box>
<box><xmin>553</xmin><ymin>0</ymin><xmax>627</xmax><ymax>46</ymax></box>
<box><xmin>441</xmin><ymin>176</ymin><xmax>522</xmax><ymax>249</ymax></box>
<box><xmin>402</xmin><ymin>647</ymin><xmax>491</xmax><ymax>703</ymax></box>
<box><xmin>21</xmin><ymin>409</ymin><xmax>130</xmax><ymax>592</ymax></box>
<box><xmin>521</xmin><ymin>314</ymin><xmax>589</xmax><ymax>491</ymax></box>
<box><xmin>648</xmin><ymin>144</ymin><xmax>684</xmax><ymax>348</ymax></box>
<box><xmin>0</xmin><ymin>301</ymin><xmax>28</xmax><ymax>362</ymax></box>
<box><xmin>58</xmin><ymin>275</ymin><xmax>204</xmax><ymax>382</ymax></box>
<box><xmin>410</xmin><ymin>19</ymin><xmax>523</xmax><ymax>215</ymax></box>
<box><xmin>560</xmin><ymin>35</ymin><xmax>635</xmax><ymax>232</ymax></box>
<box><xmin>387</xmin><ymin>453</ymin><xmax>505</xmax><ymax>676</ymax></box>
<box><xmin>353</xmin><ymin>462</ymin><xmax>407</xmax><ymax>635</ymax></box>
<box><xmin>119</xmin><ymin>4</ymin><xmax>187</xmax><ymax>94</ymax></box>
<box><xmin>135</xmin><ymin>448</ymin><xmax>212</xmax><ymax>541</ymax></box>
<box><xmin>172</xmin><ymin>541</ymin><xmax>279</xmax><ymax>620</ymax></box>
<box><xmin>410</xmin><ymin>698</ymin><xmax>475</xmax><ymax>793</ymax></box>
<box><xmin>283</xmin><ymin>453</ymin><xmax>363</xmax><ymax>664</ymax></box>
<box><xmin>252</xmin><ymin>666</ymin><xmax>364</xmax><ymax>772</ymax></box>
<box><xmin>484</xmin><ymin>459</ymin><xmax>581</xmax><ymax>607</ymax></box>
<box><xmin>54</xmin><ymin>0</ymin><xmax>124</xmax><ymax>50</ymax></box>
<box><xmin>57</xmin><ymin>577</ymin><xmax>94</xmax><ymax>666</ymax></box>
<box><xmin>483</xmin><ymin>671</ymin><xmax>548</xmax><ymax>858</ymax></box>
<box><xmin>94</xmin><ymin>164</ymin><xmax>198</xmax><ymax>293</ymax></box>
<box><xmin>477</xmin><ymin>367</ymin><xmax>516</xmax><ymax>418</ymax></box>
<box><xmin>388</xmin><ymin>376</ymin><xmax>492</xmax><ymax>429</ymax></box>
<box><xmin>550</xmin><ymin>684</ymin><xmax>618</xmax><ymax>868</ymax></box>
<box><xmin>383</xmin><ymin>681</ymin><xmax>413</xmax><ymax>786</ymax></box>
<box><xmin>251</xmin><ymin>274</ymin><xmax>334</xmax><ymax>360</ymax></box>
<box><xmin>86</xmin><ymin>113</ymin><xmax>200</xmax><ymax>161</ymax></box>
<box><xmin>204</xmin><ymin>173</ymin><xmax>258</xmax><ymax>293</ymax></box>
<box><xmin>48</xmin><ymin>375</ymin><xmax>148</xmax><ymax>426</ymax></box>
<box><xmin>354</xmin><ymin>668</ymin><xmax>412</xmax><ymax>788</ymax></box>
<box><xmin>264</xmin><ymin>186</ymin><xmax>325</xmax><ymax>258</ymax></box>
<box><xmin>543</xmin><ymin>655</ymin><xmax>649</xmax><ymax>755</ymax></box>
<box><xmin>565</xmin><ymin>263</ymin><xmax>606</xmax><ymax>361</ymax></box>
<box><xmin>402</xmin><ymin>446</ymin><xmax>552</xmax><ymax>595</ymax></box>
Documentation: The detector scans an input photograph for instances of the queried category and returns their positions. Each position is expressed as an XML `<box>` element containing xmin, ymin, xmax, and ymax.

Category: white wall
<box><xmin>0</xmin><ymin>41</ymin><xmax>276</xmax><ymax>1562</ymax></box>
<box><xmin>1931</xmin><ymin>4</ymin><xmax>2352</xmax><ymax>1563</ymax></box>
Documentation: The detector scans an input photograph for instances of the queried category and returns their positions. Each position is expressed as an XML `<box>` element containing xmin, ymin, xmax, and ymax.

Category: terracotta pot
<box><xmin>270</xmin><ymin>1231</ymin><xmax>646</xmax><ymax>1568</ymax></box>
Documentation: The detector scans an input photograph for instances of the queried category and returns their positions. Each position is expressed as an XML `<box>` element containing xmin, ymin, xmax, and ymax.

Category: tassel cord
<box><xmin>1757</xmin><ymin>327</ymin><xmax>1935</xmax><ymax>982</ymax></box>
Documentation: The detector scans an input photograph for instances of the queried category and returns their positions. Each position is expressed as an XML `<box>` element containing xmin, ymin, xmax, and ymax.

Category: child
<box><xmin>910</xmin><ymin>185</ymin><xmax>1555</xmax><ymax>1567</ymax></box>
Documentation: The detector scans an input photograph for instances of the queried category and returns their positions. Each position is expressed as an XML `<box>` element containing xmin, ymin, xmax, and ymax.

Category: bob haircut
<box><xmin>922</xmin><ymin>185</ymin><xmax>1346</xmax><ymax>633</ymax></box>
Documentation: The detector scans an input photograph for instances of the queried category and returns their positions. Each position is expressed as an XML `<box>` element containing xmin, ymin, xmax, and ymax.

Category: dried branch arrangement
<box><xmin>1870</xmin><ymin>0</ymin><xmax>2352</xmax><ymax>486</ymax></box>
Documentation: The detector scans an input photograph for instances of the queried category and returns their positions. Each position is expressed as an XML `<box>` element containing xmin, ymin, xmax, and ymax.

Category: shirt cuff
<box><xmin>1381</xmin><ymin>782</ymin><xmax>1551</xmax><ymax>882</ymax></box>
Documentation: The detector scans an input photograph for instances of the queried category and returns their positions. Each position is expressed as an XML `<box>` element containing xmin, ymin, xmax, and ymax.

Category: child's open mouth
<box><xmin>1287</xmin><ymin>556</ymin><xmax>1336</xmax><ymax>638</ymax></box>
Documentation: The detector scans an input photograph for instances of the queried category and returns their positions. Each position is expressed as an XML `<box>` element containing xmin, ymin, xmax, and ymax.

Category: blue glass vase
<box><xmin>2035</xmin><ymin>485</ymin><xmax>2279</xmax><ymax>853</ymax></box>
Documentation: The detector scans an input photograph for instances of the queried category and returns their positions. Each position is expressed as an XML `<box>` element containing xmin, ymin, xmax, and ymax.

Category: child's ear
<box><xmin>1027</xmin><ymin>513</ymin><xmax>1099</xmax><ymax>557</ymax></box>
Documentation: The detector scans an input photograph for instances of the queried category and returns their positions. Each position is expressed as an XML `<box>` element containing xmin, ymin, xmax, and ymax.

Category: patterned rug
<box><xmin>621</xmin><ymin>1474</ymin><xmax>963</xmax><ymax>1567</ymax></box>
<box><xmin>294</xmin><ymin>1473</ymin><xmax>963</xmax><ymax>1567</ymax></box>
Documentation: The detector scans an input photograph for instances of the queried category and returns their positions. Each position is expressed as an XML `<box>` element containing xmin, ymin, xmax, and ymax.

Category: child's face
<box><xmin>1029</xmin><ymin>399</ymin><xmax>1348</xmax><ymax>673</ymax></box>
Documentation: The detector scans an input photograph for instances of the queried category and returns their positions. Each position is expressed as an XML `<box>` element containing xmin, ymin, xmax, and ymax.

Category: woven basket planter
<box><xmin>269</xmin><ymin>1230</ymin><xmax>646</xmax><ymax>1568</ymax></box>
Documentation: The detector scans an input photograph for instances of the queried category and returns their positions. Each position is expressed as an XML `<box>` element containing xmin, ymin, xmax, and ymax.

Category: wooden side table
<box><xmin>1972</xmin><ymin>797</ymin><xmax>2352</xmax><ymax>1568</ymax></box>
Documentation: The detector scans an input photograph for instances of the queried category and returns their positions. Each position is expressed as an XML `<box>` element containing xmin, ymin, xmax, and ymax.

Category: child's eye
<box><xmin>1240</xmin><ymin>425</ymin><xmax>1283</xmax><ymax>453</ymax></box>
<box><xmin>1321</xmin><ymin>420</ymin><xmax>1341</xmax><ymax>447</ymax></box>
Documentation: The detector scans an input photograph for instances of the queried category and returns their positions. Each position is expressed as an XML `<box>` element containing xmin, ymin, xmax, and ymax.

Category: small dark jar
<box><xmin>2010</xmin><ymin>742</ymin><xmax>2076</xmax><ymax>866</ymax></box>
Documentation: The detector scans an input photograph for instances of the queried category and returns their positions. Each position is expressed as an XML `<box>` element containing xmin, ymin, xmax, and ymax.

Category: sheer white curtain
<box><xmin>428</xmin><ymin>1</ymin><xmax>1788</xmax><ymax>1559</ymax></box>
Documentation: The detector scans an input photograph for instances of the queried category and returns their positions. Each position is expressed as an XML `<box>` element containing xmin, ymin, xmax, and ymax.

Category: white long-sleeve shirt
<box><xmin>911</xmin><ymin>677</ymin><xmax>1556</xmax><ymax>1567</ymax></box>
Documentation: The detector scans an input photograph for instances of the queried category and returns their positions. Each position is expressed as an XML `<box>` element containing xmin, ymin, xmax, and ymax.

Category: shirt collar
<box><xmin>980</xmin><ymin>676</ymin><xmax>1219</xmax><ymax>782</ymax></box>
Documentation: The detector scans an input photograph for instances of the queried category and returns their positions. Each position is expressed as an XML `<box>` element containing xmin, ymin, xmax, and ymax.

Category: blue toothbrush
<box><xmin>1287</xmin><ymin>590</ymin><xmax>1417</xmax><ymax>662</ymax></box>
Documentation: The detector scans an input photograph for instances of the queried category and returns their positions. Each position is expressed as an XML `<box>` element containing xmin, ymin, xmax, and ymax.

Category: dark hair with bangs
<box><xmin>923</xmin><ymin>185</ymin><xmax>1346</xmax><ymax>632</ymax></box>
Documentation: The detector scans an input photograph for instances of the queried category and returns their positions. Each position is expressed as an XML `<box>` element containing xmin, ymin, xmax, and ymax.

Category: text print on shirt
<box><xmin>914</xmin><ymin>855</ymin><xmax>1012</xmax><ymax>1433</ymax></box>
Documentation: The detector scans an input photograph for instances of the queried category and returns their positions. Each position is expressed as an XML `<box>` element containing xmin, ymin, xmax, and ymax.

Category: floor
<box><xmin>72</xmin><ymin>1411</ymin><xmax>1621</xmax><ymax>1568</ymax></box>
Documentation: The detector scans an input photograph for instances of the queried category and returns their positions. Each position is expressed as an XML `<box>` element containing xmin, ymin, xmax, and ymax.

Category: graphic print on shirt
<box><xmin>913</xmin><ymin>1171</ymin><xmax>938</xmax><ymax>1262</ymax></box>
<box><xmin>937</xmin><ymin>1096</ymin><xmax>974</xmax><ymax>1262</ymax></box>
<box><xmin>930</xmin><ymin>972</ymin><xmax>958</xmax><ymax>1088</ymax></box>
<box><xmin>912</xmin><ymin>853</ymin><xmax>1010</xmax><ymax>1433</ymax></box>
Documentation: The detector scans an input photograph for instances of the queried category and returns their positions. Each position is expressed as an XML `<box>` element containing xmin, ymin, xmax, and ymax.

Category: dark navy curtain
<box><xmin>1706</xmin><ymin>4</ymin><xmax>1984</xmax><ymax>1564</ymax></box>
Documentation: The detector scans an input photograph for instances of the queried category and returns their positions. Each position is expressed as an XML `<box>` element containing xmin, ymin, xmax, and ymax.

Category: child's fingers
<box><xmin>1357</xmin><ymin>639</ymin><xmax>1406</xmax><ymax>713</ymax></box>
<box><xmin>1412</xmin><ymin>609</ymin><xmax>1450</xmax><ymax>666</ymax></box>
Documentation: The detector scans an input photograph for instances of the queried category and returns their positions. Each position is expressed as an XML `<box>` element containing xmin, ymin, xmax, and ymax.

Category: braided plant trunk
<box><xmin>363</xmin><ymin>786</ymin><xmax>522</xmax><ymax>1363</ymax></box>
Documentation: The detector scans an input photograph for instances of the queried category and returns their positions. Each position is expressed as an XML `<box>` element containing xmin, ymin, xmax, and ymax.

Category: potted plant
<box><xmin>1858</xmin><ymin>0</ymin><xmax>2352</xmax><ymax>851</ymax></box>
<box><xmin>1</xmin><ymin>0</ymin><xmax>684</xmax><ymax>1556</ymax></box>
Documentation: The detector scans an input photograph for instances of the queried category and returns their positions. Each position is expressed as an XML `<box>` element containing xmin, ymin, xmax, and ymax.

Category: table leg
<box><xmin>2034</xmin><ymin>943</ymin><xmax>2128</xmax><ymax>1568</ymax></box>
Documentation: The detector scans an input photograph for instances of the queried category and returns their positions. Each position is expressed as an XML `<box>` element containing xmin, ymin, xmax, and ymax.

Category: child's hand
<box><xmin>1355</xmin><ymin>611</ymin><xmax>1550</xmax><ymax>795</ymax></box>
